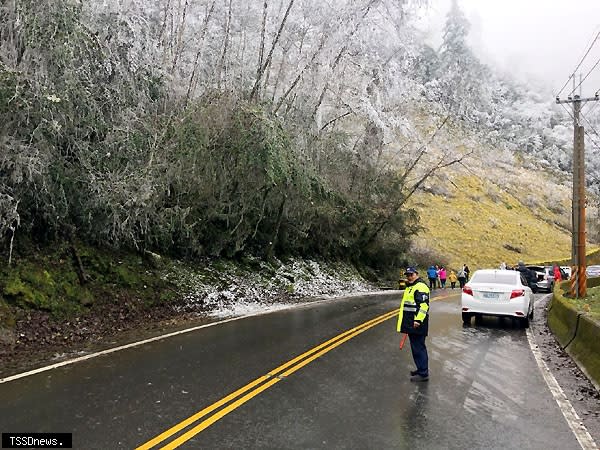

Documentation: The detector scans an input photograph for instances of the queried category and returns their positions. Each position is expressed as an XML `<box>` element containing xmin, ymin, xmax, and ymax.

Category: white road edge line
<box><xmin>1</xmin><ymin>290</ymin><xmax>398</xmax><ymax>385</ymax></box>
<box><xmin>527</xmin><ymin>326</ymin><xmax>597</xmax><ymax>450</ymax></box>
<box><xmin>0</xmin><ymin>314</ymin><xmax>247</xmax><ymax>385</ymax></box>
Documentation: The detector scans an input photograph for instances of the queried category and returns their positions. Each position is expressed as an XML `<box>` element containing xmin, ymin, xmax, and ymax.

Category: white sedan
<box><xmin>461</xmin><ymin>269</ymin><xmax>534</xmax><ymax>327</ymax></box>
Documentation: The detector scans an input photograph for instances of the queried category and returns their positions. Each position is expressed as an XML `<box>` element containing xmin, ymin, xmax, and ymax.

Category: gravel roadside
<box><xmin>531</xmin><ymin>293</ymin><xmax>600</xmax><ymax>447</ymax></box>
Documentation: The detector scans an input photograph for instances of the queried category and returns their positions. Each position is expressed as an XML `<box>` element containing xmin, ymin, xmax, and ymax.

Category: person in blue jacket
<box><xmin>426</xmin><ymin>265</ymin><xmax>437</xmax><ymax>289</ymax></box>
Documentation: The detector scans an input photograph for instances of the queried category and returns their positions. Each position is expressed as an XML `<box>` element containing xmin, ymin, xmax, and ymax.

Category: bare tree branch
<box><xmin>311</xmin><ymin>0</ymin><xmax>380</xmax><ymax>123</ymax></box>
<box><xmin>217</xmin><ymin>0</ymin><xmax>233</xmax><ymax>90</ymax></box>
<box><xmin>396</xmin><ymin>115</ymin><xmax>450</xmax><ymax>189</ymax></box>
<box><xmin>360</xmin><ymin>115</ymin><xmax>474</xmax><ymax>245</ymax></box>
<box><xmin>250</xmin><ymin>0</ymin><xmax>296</xmax><ymax>101</ymax></box>
<box><xmin>273</xmin><ymin>33</ymin><xmax>328</xmax><ymax>114</ymax></box>
<box><xmin>184</xmin><ymin>0</ymin><xmax>216</xmax><ymax>106</ymax></box>
<box><xmin>257</xmin><ymin>0</ymin><xmax>268</xmax><ymax>78</ymax></box>
<box><xmin>170</xmin><ymin>0</ymin><xmax>189</xmax><ymax>73</ymax></box>
<box><xmin>320</xmin><ymin>111</ymin><xmax>352</xmax><ymax>131</ymax></box>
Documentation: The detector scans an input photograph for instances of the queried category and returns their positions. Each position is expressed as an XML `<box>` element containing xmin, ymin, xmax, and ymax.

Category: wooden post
<box><xmin>556</xmin><ymin>87</ymin><xmax>598</xmax><ymax>298</ymax></box>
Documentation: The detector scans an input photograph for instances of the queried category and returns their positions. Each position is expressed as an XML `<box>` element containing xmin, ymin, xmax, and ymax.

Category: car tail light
<box><xmin>510</xmin><ymin>289</ymin><xmax>524</xmax><ymax>299</ymax></box>
<box><xmin>463</xmin><ymin>286</ymin><xmax>473</xmax><ymax>296</ymax></box>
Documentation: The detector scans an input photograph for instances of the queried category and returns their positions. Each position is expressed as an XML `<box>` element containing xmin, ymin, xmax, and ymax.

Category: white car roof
<box><xmin>472</xmin><ymin>269</ymin><xmax>515</xmax><ymax>274</ymax></box>
<box><xmin>469</xmin><ymin>269</ymin><xmax>520</xmax><ymax>285</ymax></box>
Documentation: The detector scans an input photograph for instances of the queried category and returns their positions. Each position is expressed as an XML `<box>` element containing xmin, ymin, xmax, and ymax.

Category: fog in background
<box><xmin>418</xmin><ymin>0</ymin><xmax>600</xmax><ymax>97</ymax></box>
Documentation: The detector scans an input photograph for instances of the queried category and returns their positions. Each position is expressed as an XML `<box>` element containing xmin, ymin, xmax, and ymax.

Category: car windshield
<box><xmin>470</xmin><ymin>272</ymin><xmax>517</xmax><ymax>285</ymax></box>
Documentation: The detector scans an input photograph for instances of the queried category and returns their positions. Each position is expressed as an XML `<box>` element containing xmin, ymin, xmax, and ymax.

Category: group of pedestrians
<box><xmin>425</xmin><ymin>264</ymin><xmax>470</xmax><ymax>289</ymax></box>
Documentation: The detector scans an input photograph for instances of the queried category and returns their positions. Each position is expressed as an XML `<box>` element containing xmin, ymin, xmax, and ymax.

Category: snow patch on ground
<box><xmin>163</xmin><ymin>257</ymin><xmax>376</xmax><ymax>319</ymax></box>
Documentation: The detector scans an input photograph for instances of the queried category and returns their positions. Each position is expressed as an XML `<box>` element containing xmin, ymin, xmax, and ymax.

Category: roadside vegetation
<box><xmin>0</xmin><ymin>239</ymin><xmax>375</xmax><ymax>376</ymax></box>
<box><xmin>566</xmin><ymin>288</ymin><xmax>600</xmax><ymax>321</ymax></box>
<box><xmin>0</xmin><ymin>241</ymin><xmax>177</xmax><ymax>317</ymax></box>
<box><xmin>554</xmin><ymin>253</ymin><xmax>600</xmax><ymax>321</ymax></box>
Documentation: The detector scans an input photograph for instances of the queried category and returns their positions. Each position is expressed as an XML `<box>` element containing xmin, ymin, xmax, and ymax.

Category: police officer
<box><xmin>397</xmin><ymin>267</ymin><xmax>430</xmax><ymax>382</ymax></box>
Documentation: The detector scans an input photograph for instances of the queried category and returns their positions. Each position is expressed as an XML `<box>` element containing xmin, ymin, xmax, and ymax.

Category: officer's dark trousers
<box><xmin>409</xmin><ymin>333</ymin><xmax>428</xmax><ymax>376</ymax></box>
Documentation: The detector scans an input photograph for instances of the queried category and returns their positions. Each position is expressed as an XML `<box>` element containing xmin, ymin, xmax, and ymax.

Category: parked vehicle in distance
<box><xmin>560</xmin><ymin>266</ymin><xmax>572</xmax><ymax>279</ymax></box>
<box><xmin>461</xmin><ymin>269</ymin><xmax>534</xmax><ymax>327</ymax></box>
<box><xmin>526</xmin><ymin>265</ymin><xmax>567</xmax><ymax>293</ymax></box>
<box><xmin>586</xmin><ymin>265</ymin><xmax>600</xmax><ymax>278</ymax></box>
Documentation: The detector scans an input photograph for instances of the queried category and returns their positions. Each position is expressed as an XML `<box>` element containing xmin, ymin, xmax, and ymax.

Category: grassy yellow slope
<box><xmin>408</xmin><ymin>171</ymin><xmax>575</xmax><ymax>272</ymax></box>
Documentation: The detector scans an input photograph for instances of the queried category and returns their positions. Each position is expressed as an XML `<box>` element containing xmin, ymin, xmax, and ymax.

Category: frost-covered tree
<box><xmin>2</xmin><ymin>0</ymin><xmax>455</xmax><ymax>272</ymax></box>
<box><xmin>7</xmin><ymin>0</ymin><xmax>595</xmax><ymax>270</ymax></box>
<box><xmin>435</xmin><ymin>0</ymin><xmax>489</xmax><ymax>122</ymax></box>
<box><xmin>439</xmin><ymin>0</ymin><xmax>470</xmax><ymax>61</ymax></box>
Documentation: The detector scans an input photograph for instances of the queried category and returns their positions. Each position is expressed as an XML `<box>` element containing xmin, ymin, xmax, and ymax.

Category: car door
<box><xmin>520</xmin><ymin>272</ymin><xmax>534</xmax><ymax>292</ymax></box>
<box><xmin>545</xmin><ymin>267</ymin><xmax>555</xmax><ymax>287</ymax></box>
<box><xmin>520</xmin><ymin>273</ymin><xmax>533</xmax><ymax>314</ymax></box>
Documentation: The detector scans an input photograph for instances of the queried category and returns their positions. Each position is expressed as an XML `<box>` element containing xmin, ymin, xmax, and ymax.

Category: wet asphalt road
<box><xmin>0</xmin><ymin>290</ymin><xmax>597</xmax><ymax>449</ymax></box>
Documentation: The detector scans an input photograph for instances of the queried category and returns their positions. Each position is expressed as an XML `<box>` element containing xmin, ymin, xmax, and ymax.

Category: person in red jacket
<box><xmin>553</xmin><ymin>264</ymin><xmax>562</xmax><ymax>283</ymax></box>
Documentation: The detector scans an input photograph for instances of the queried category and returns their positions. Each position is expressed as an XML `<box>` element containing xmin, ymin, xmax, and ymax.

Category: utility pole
<box><xmin>556</xmin><ymin>80</ymin><xmax>599</xmax><ymax>298</ymax></box>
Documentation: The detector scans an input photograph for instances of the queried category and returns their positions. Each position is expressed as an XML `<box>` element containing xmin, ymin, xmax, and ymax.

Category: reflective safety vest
<box><xmin>397</xmin><ymin>280</ymin><xmax>430</xmax><ymax>336</ymax></box>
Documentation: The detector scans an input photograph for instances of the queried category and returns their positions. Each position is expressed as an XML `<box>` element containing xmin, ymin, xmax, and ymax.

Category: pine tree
<box><xmin>437</xmin><ymin>0</ymin><xmax>487</xmax><ymax>121</ymax></box>
<box><xmin>440</xmin><ymin>0</ymin><xmax>471</xmax><ymax>65</ymax></box>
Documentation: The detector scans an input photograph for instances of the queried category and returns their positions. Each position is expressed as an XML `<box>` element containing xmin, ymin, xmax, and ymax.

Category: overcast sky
<box><xmin>418</xmin><ymin>0</ymin><xmax>600</xmax><ymax>98</ymax></box>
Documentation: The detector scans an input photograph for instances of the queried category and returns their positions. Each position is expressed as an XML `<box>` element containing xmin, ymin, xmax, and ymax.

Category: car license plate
<box><xmin>482</xmin><ymin>292</ymin><xmax>499</xmax><ymax>299</ymax></box>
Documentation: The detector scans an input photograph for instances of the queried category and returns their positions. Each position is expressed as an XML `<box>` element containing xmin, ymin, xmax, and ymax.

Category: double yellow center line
<box><xmin>136</xmin><ymin>308</ymin><xmax>399</xmax><ymax>449</ymax></box>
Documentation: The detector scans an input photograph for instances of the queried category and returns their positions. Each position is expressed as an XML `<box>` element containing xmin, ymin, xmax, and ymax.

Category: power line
<box><xmin>559</xmin><ymin>103</ymin><xmax>600</xmax><ymax>151</ymax></box>
<box><xmin>568</xmin><ymin>55</ymin><xmax>600</xmax><ymax>98</ymax></box>
<box><xmin>556</xmin><ymin>27</ymin><xmax>600</xmax><ymax>97</ymax></box>
<box><xmin>557</xmin><ymin>74</ymin><xmax>575</xmax><ymax>99</ymax></box>
<box><xmin>580</xmin><ymin>109</ymin><xmax>600</xmax><ymax>134</ymax></box>
<box><xmin>580</xmin><ymin>113</ymin><xmax>600</xmax><ymax>150</ymax></box>
<box><xmin>584</xmin><ymin>95</ymin><xmax>600</xmax><ymax>115</ymax></box>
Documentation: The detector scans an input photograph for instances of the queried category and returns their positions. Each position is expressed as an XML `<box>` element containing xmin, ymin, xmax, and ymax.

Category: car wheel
<box><xmin>474</xmin><ymin>314</ymin><xmax>483</xmax><ymax>325</ymax></box>
<box><xmin>521</xmin><ymin>317</ymin><xmax>530</xmax><ymax>328</ymax></box>
<box><xmin>462</xmin><ymin>312</ymin><xmax>471</xmax><ymax>325</ymax></box>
